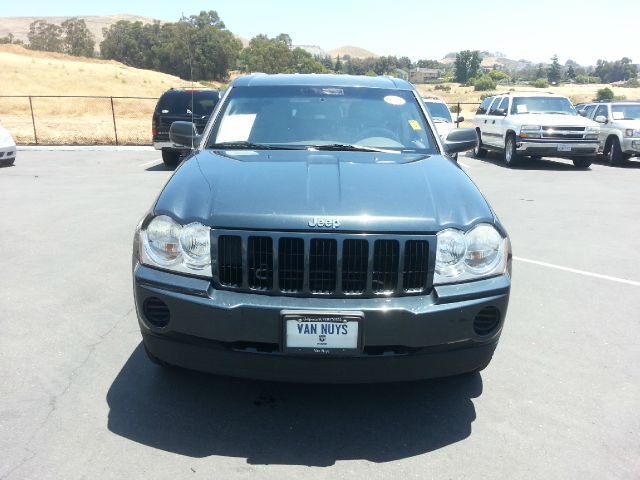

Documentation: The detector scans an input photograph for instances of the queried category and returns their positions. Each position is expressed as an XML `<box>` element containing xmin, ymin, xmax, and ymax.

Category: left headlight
<box><xmin>139</xmin><ymin>215</ymin><xmax>211</xmax><ymax>277</ymax></box>
<box><xmin>624</xmin><ymin>129</ymin><xmax>640</xmax><ymax>138</ymax></box>
<box><xmin>434</xmin><ymin>223</ymin><xmax>510</xmax><ymax>285</ymax></box>
<box><xmin>585</xmin><ymin>126</ymin><xmax>599</xmax><ymax>140</ymax></box>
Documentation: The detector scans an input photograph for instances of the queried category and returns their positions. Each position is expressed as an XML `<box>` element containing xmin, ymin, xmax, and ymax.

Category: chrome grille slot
<box><xmin>218</xmin><ymin>235</ymin><xmax>243</xmax><ymax>287</ymax></box>
<box><xmin>372</xmin><ymin>240</ymin><xmax>399</xmax><ymax>293</ymax></box>
<box><xmin>342</xmin><ymin>239</ymin><xmax>369</xmax><ymax>294</ymax></box>
<box><xmin>309</xmin><ymin>238</ymin><xmax>337</xmax><ymax>294</ymax></box>
<box><xmin>247</xmin><ymin>236</ymin><xmax>273</xmax><ymax>290</ymax></box>
<box><xmin>541</xmin><ymin>126</ymin><xmax>586</xmax><ymax>140</ymax></box>
<box><xmin>212</xmin><ymin>231</ymin><xmax>433</xmax><ymax>298</ymax></box>
<box><xmin>278</xmin><ymin>237</ymin><xmax>304</xmax><ymax>292</ymax></box>
<box><xmin>403</xmin><ymin>240</ymin><xmax>429</xmax><ymax>292</ymax></box>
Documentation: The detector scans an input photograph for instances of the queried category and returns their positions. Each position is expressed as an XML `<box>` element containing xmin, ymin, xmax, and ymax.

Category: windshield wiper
<box><xmin>307</xmin><ymin>143</ymin><xmax>400</xmax><ymax>154</ymax></box>
<box><xmin>209</xmin><ymin>141</ymin><xmax>303</xmax><ymax>150</ymax></box>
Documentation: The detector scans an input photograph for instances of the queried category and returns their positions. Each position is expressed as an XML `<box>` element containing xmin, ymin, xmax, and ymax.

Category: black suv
<box><xmin>134</xmin><ymin>74</ymin><xmax>511</xmax><ymax>383</ymax></box>
<box><xmin>152</xmin><ymin>88</ymin><xmax>220</xmax><ymax>167</ymax></box>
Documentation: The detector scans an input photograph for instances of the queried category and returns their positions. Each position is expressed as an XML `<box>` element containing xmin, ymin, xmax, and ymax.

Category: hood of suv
<box><xmin>153</xmin><ymin>150</ymin><xmax>495</xmax><ymax>233</ymax></box>
<box><xmin>513</xmin><ymin>113</ymin><xmax>598</xmax><ymax>127</ymax></box>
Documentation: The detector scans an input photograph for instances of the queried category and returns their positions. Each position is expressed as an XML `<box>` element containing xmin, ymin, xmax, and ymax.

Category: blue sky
<box><xmin>3</xmin><ymin>0</ymin><xmax>638</xmax><ymax>65</ymax></box>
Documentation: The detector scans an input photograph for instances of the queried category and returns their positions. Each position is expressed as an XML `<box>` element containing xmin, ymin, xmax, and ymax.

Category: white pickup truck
<box><xmin>473</xmin><ymin>91</ymin><xmax>600</xmax><ymax>168</ymax></box>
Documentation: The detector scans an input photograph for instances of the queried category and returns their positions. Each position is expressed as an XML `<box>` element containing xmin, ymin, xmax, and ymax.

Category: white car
<box><xmin>578</xmin><ymin>101</ymin><xmax>640</xmax><ymax>166</ymax></box>
<box><xmin>0</xmin><ymin>122</ymin><xmax>16</xmax><ymax>167</ymax></box>
<box><xmin>422</xmin><ymin>97</ymin><xmax>463</xmax><ymax>140</ymax></box>
<box><xmin>473</xmin><ymin>91</ymin><xmax>600</xmax><ymax>169</ymax></box>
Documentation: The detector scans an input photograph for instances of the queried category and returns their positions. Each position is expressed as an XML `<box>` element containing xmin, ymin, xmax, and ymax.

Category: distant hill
<box><xmin>327</xmin><ymin>46</ymin><xmax>378</xmax><ymax>59</ymax></box>
<box><xmin>0</xmin><ymin>14</ymin><xmax>159</xmax><ymax>45</ymax></box>
<box><xmin>440</xmin><ymin>51</ymin><xmax>531</xmax><ymax>70</ymax></box>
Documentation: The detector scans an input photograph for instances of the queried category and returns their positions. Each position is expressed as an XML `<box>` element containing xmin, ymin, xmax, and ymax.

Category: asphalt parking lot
<box><xmin>1</xmin><ymin>149</ymin><xmax>639</xmax><ymax>479</ymax></box>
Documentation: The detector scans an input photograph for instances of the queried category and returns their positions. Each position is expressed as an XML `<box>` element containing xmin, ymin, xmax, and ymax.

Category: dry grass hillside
<box><xmin>0</xmin><ymin>45</ymin><xmax>219</xmax><ymax>144</ymax></box>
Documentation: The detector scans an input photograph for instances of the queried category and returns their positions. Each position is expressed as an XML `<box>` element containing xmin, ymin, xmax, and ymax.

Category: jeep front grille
<box><xmin>212</xmin><ymin>230</ymin><xmax>434</xmax><ymax>298</ymax></box>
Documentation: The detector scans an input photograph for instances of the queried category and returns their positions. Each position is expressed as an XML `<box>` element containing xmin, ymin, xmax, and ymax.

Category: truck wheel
<box><xmin>573</xmin><ymin>157</ymin><xmax>593</xmax><ymax>169</ymax></box>
<box><xmin>473</xmin><ymin>132</ymin><xmax>487</xmax><ymax>158</ymax></box>
<box><xmin>162</xmin><ymin>149</ymin><xmax>181</xmax><ymax>168</ymax></box>
<box><xmin>607</xmin><ymin>137</ymin><xmax>628</xmax><ymax>166</ymax></box>
<box><xmin>504</xmin><ymin>134</ymin><xmax>519</xmax><ymax>167</ymax></box>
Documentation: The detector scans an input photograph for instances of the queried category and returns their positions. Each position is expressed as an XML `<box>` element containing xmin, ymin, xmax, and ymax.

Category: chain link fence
<box><xmin>0</xmin><ymin>95</ymin><xmax>157</xmax><ymax>145</ymax></box>
<box><xmin>0</xmin><ymin>96</ymin><xmax>482</xmax><ymax>146</ymax></box>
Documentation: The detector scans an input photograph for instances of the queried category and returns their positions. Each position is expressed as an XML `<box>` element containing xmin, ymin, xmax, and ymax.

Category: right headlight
<box><xmin>519</xmin><ymin>125</ymin><xmax>541</xmax><ymax>139</ymax></box>
<box><xmin>434</xmin><ymin>224</ymin><xmax>510</xmax><ymax>285</ymax></box>
<box><xmin>139</xmin><ymin>215</ymin><xmax>212</xmax><ymax>277</ymax></box>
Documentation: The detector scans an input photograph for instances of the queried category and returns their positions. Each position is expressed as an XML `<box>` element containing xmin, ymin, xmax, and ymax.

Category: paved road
<box><xmin>1</xmin><ymin>151</ymin><xmax>638</xmax><ymax>479</ymax></box>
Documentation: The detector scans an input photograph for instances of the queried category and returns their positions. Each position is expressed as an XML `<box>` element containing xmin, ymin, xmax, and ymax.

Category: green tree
<box><xmin>474</xmin><ymin>76</ymin><xmax>496</xmax><ymax>91</ymax></box>
<box><xmin>535</xmin><ymin>63</ymin><xmax>546</xmax><ymax>79</ymax></box>
<box><xmin>547</xmin><ymin>54</ymin><xmax>561</xmax><ymax>84</ymax></box>
<box><xmin>595</xmin><ymin>57</ymin><xmax>637</xmax><ymax>83</ymax></box>
<box><xmin>239</xmin><ymin>34</ymin><xmax>324</xmax><ymax>74</ymax></box>
<box><xmin>334</xmin><ymin>55</ymin><xmax>343</xmax><ymax>73</ymax></box>
<box><xmin>596</xmin><ymin>87</ymin><xmax>614</xmax><ymax>100</ymax></box>
<box><xmin>454</xmin><ymin>50</ymin><xmax>481</xmax><ymax>83</ymax></box>
<box><xmin>27</xmin><ymin>20</ymin><xmax>63</xmax><ymax>52</ymax></box>
<box><xmin>566</xmin><ymin>64</ymin><xmax>576</xmax><ymax>80</ymax></box>
<box><xmin>100</xmin><ymin>12</ymin><xmax>241</xmax><ymax>81</ymax></box>
<box><xmin>61</xmin><ymin>18</ymin><xmax>95</xmax><ymax>57</ymax></box>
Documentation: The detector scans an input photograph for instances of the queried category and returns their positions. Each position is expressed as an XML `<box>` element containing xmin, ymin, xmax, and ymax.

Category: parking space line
<box><xmin>458</xmin><ymin>161</ymin><xmax>472</xmax><ymax>169</ymax></box>
<box><xmin>514</xmin><ymin>256</ymin><xmax>640</xmax><ymax>287</ymax></box>
<box><xmin>139</xmin><ymin>158</ymin><xmax>162</xmax><ymax>167</ymax></box>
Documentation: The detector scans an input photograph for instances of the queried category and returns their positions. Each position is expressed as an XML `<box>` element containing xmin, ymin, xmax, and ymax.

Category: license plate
<box><xmin>557</xmin><ymin>144</ymin><xmax>572</xmax><ymax>152</ymax></box>
<box><xmin>282</xmin><ymin>311</ymin><xmax>362</xmax><ymax>355</ymax></box>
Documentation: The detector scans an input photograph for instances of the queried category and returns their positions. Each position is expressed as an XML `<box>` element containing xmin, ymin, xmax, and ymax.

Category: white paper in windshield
<box><xmin>216</xmin><ymin>113</ymin><xmax>256</xmax><ymax>143</ymax></box>
<box><xmin>612</xmin><ymin>112</ymin><xmax>624</xmax><ymax>120</ymax></box>
<box><xmin>516</xmin><ymin>104</ymin><xmax>528</xmax><ymax>113</ymax></box>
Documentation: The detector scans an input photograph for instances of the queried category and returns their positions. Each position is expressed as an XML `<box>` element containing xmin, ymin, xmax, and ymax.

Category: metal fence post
<box><xmin>110</xmin><ymin>97</ymin><xmax>119</xmax><ymax>146</ymax></box>
<box><xmin>457</xmin><ymin>102</ymin><xmax>461</xmax><ymax>128</ymax></box>
<box><xmin>28</xmin><ymin>96</ymin><xmax>38</xmax><ymax>144</ymax></box>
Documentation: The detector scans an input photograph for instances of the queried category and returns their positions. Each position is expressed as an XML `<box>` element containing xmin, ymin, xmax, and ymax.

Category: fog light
<box><xmin>143</xmin><ymin>297</ymin><xmax>170</xmax><ymax>327</ymax></box>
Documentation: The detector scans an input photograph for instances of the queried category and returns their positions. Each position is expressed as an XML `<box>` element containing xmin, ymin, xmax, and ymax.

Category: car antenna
<box><xmin>184</xmin><ymin>12</ymin><xmax>195</xmax><ymax>149</ymax></box>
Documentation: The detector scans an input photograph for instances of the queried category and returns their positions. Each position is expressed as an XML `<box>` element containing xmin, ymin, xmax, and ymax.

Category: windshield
<box><xmin>424</xmin><ymin>101</ymin><xmax>453</xmax><ymax>122</ymax></box>
<box><xmin>207</xmin><ymin>86</ymin><xmax>437</xmax><ymax>153</ymax></box>
<box><xmin>611</xmin><ymin>105</ymin><xmax>640</xmax><ymax>120</ymax></box>
<box><xmin>157</xmin><ymin>91</ymin><xmax>219</xmax><ymax>116</ymax></box>
<box><xmin>510</xmin><ymin>97</ymin><xmax>576</xmax><ymax>115</ymax></box>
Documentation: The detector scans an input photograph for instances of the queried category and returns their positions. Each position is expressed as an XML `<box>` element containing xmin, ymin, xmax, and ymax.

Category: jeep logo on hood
<box><xmin>308</xmin><ymin>217</ymin><xmax>340</xmax><ymax>229</ymax></box>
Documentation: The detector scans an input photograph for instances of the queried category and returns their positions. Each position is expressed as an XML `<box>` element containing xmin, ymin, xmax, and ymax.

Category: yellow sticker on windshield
<box><xmin>408</xmin><ymin>119</ymin><xmax>422</xmax><ymax>130</ymax></box>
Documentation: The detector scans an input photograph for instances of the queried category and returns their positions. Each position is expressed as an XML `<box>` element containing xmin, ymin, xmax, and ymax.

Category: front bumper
<box><xmin>0</xmin><ymin>145</ymin><xmax>16</xmax><ymax>162</ymax></box>
<box><xmin>133</xmin><ymin>264</ymin><xmax>511</xmax><ymax>383</ymax></box>
<box><xmin>517</xmin><ymin>139</ymin><xmax>598</xmax><ymax>157</ymax></box>
<box><xmin>622</xmin><ymin>138</ymin><xmax>640</xmax><ymax>156</ymax></box>
<box><xmin>152</xmin><ymin>140</ymin><xmax>190</xmax><ymax>151</ymax></box>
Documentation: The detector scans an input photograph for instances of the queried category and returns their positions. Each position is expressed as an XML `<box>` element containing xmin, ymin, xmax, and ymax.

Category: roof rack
<box><xmin>593</xmin><ymin>99</ymin><xmax>640</xmax><ymax>103</ymax></box>
<box><xmin>493</xmin><ymin>90</ymin><xmax>559</xmax><ymax>96</ymax></box>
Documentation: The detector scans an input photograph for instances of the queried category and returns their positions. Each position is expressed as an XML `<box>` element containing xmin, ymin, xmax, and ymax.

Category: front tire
<box><xmin>143</xmin><ymin>344</ymin><xmax>174</xmax><ymax>369</ymax></box>
<box><xmin>504</xmin><ymin>134</ymin><xmax>519</xmax><ymax>167</ymax></box>
<box><xmin>473</xmin><ymin>131</ymin><xmax>487</xmax><ymax>158</ymax></box>
<box><xmin>161</xmin><ymin>149</ymin><xmax>182</xmax><ymax>168</ymax></box>
<box><xmin>606</xmin><ymin>137</ymin><xmax>629</xmax><ymax>166</ymax></box>
<box><xmin>573</xmin><ymin>157</ymin><xmax>593</xmax><ymax>169</ymax></box>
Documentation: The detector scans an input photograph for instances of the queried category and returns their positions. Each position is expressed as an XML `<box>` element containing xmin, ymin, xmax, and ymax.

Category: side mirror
<box><xmin>169</xmin><ymin>121</ymin><xmax>201</xmax><ymax>148</ymax></box>
<box><xmin>495</xmin><ymin>108</ymin><xmax>507</xmax><ymax>116</ymax></box>
<box><xmin>594</xmin><ymin>115</ymin><xmax>607</xmax><ymax>124</ymax></box>
<box><xmin>456</xmin><ymin>115</ymin><xmax>465</xmax><ymax>123</ymax></box>
<box><xmin>443</xmin><ymin>128</ymin><xmax>478</xmax><ymax>155</ymax></box>
<box><xmin>577</xmin><ymin>109</ymin><xmax>587</xmax><ymax>117</ymax></box>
